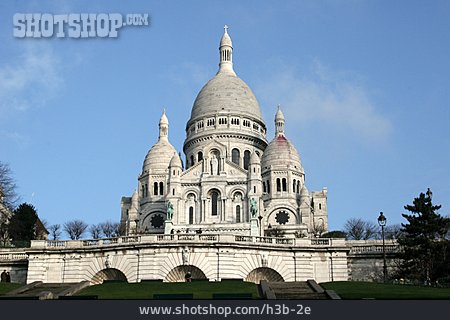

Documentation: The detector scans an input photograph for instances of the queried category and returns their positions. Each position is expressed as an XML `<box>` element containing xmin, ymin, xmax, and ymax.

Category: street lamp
<box><xmin>377</xmin><ymin>212</ymin><xmax>387</xmax><ymax>283</ymax></box>
<box><xmin>258</xmin><ymin>215</ymin><xmax>263</xmax><ymax>236</ymax></box>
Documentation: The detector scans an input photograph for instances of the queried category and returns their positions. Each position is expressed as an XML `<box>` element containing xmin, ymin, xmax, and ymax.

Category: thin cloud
<box><xmin>0</xmin><ymin>42</ymin><xmax>63</xmax><ymax>119</ymax></box>
<box><xmin>255</xmin><ymin>60</ymin><xmax>392</xmax><ymax>143</ymax></box>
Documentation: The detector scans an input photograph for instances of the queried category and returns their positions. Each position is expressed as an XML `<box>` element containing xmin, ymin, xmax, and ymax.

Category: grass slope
<box><xmin>321</xmin><ymin>281</ymin><xmax>450</xmax><ymax>299</ymax></box>
<box><xmin>0</xmin><ymin>283</ymin><xmax>22</xmax><ymax>295</ymax></box>
<box><xmin>77</xmin><ymin>280</ymin><xmax>260</xmax><ymax>299</ymax></box>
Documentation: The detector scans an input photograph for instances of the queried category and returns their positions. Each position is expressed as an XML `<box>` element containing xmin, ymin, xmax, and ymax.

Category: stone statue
<box><xmin>250</xmin><ymin>198</ymin><xmax>258</xmax><ymax>218</ymax></box>
<box><xmin>166</xmin><ymin>201</ymin><xmax>174</xmax><ymax>220</ymax></box>
<box><xmin>211</xmin><ymin>156</ymin><xmax>218</xmax><ymax>175</ymax></box>
<box><xmin>105</xmin><ymin>255</ymin><xmax>111</xmax><ymax>269</ymax></box>
<box><xmin>182</xmin><ymin>247</ymin><xmax>190</xmax><ymax>265</ymax></box>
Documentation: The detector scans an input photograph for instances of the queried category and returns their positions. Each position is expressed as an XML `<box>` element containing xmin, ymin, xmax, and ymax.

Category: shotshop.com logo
<box><xmin>13</xmin><ymin>13</ymin><xmax>149</xmax><ymax>38</ymax></box>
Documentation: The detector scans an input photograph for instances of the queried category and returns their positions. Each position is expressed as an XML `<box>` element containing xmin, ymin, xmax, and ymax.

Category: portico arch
<box><xmin>164</xmin><ymin>265</ymin><xmax>208</xmax><ymax>282</ymax></box>
<box><xmin>91</xmin><ymin>268</ymin><xmax>127</xmax><ymax>285</ymax></box>
<box><xmin>245</xmin><ymin>267</ymin><xmax>284</xmax><ymax>284</ymax></box>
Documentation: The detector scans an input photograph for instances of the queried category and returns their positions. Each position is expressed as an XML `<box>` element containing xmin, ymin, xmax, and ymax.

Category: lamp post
<box><xmin>258</xmin><ymin>215</ymin><xmax>263</xmax><ymax>236</ymax></box>
<box><xmin>377</xmin><ymin>212</ymin><xmax>387</xmax><ymax>283</ymax></box>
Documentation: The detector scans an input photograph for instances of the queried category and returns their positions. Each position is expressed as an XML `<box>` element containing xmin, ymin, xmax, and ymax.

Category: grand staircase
<box><xmin>262</xmin><ymin>280</ymin><xmax>340</xmax><ymax>299</ymax></box>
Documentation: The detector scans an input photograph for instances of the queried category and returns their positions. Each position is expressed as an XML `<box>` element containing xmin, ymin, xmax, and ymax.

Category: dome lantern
<box><xmin>218</xmin><ymin>25</ymin><xmax>235</xmax><ymax>75</ymax></box>
<box><xmin>159</xmin><ymin>109</ymin><xmax>169</xmax><ymax>141</ymax></box>
<box><xmin>275</xmin><ymin>105</ymin><xmax>285</xmax><ymax>137</ymax></box>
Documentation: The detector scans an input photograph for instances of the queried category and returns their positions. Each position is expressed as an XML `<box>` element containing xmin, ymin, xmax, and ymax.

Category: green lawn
<box><xmin>0</xmin><ymin>283</ymin><xmax>22</xmax><ymax>295</ymax></box>
<box><xmin>321</xmin><ymin>281</ymin><xmax>450</xmax><ymax>299</ymax></box>
<box><xmin>77</xmin><ymin>280</ymin><xmax>260</xmax><ymax>299</ymax></box>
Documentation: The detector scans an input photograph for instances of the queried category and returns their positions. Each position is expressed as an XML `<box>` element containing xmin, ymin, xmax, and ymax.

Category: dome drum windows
<box><xmin>231</xmin><ymin>148</ymin><xmax>240</xmax><ymax>166</ymax></box>
<box><xmin>276</xmin><ymin>178</ymin><xmax>287</xmax><ymax>192</ymax></box>
<box><xmin>207</xmin><ymin>118</ymin><xmax>216</xmax><ymax>126</ymax></box>
<box><xmin>243</xmin><ymin>150</ymin><xmax>251</xmax><ymax>170</ymax></box>
<box><xmin>197</xmin><ymin>121</ymin><xmax>204</xmax><ymax>129</ymax></box>
<box><xmin>218</xmin><ymin>117</ymin><xmax>227</xmax><ymax>125</ymax></box>
<box><xmin>231</xmin><ymin>118</ymin><xmax>240</xmax><ymax>125</ymax></box>
<box><xmin>243</xmin><ymin>120</ymin><xmax>250</xmax><ymax>127</ymax></box>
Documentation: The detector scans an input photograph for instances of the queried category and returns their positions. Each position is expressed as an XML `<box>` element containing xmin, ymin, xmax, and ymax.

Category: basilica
<box><xmin>120</xmin><ymin>27</ymin><xmax>329</xmax><ymax>238</ymax></box>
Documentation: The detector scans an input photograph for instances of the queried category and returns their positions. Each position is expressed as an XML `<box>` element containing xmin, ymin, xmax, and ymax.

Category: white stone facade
<box><xmin>121</xmin><ymin>27</ymin><xmax>329</xmax><ymax>239</ymax></box>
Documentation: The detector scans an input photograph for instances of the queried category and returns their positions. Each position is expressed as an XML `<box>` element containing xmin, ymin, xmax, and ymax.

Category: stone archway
<box><xmin>245</xmin><ymin>267</ymin><xmax>284</xmax><ymax>284</ymax></box>
<box><xmin>91</xmin><ymin>268</ymin><xmax>127</xmax><ymax>285</ymax></box>
<box><xmin>164</xmin><ymin>265</ymin><xmax>207</xmax><ymax>282</ymax></box>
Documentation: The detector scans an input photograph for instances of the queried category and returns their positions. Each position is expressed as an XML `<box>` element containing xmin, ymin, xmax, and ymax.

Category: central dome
<box><xmin>189</xmin><ymin>71</ymin><xmax>263</xmax><ymax>123</ymax></box>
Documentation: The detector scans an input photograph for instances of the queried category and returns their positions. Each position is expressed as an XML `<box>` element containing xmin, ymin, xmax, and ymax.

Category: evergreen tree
<box><xmin>8</xmin><ymin>203</ymin><xmax>38</xmax><ymax>247</ymax></box>
<box><xmin>398</xmin><ymin>189</ymin><xmax>450</xmax><ymax>283</ymax></box>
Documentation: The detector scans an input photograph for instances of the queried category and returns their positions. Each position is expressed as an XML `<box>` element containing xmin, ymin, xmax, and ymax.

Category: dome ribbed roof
<box><xmin>189</xmin><ymin>72</ymin><xmax>263</xmax><ymax>123</ymax></box>
<box><xmin>143</xmin><ymin>140</ymin><xmax>177</xmax><ymax>173</ymax></box>
<box><xmin>261</xmin><ymin>135</ymin><xmax>303</xmax><ymax>171</ymax></box>
<box><xmin>169</xmin><ymin>153</ymin><xmax>182</xmax><ymax>167</ymax></box>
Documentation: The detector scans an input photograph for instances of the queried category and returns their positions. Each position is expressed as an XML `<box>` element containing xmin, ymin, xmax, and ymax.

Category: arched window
<box><xmin>254</xmin><ymin>186</ymin><xmax>256</xmax><ymax>193</ymax></box>
<box><xmin>189</xmin><ymin>206</ymin><xmax>194</xmax><ymax>224</ymax></box>
<box><xmin>145</xmin><ymin>184</ymin><xmax>148</xmax><ymax>197</ymax></box>
<box><xmin>263</xmin><ymin>182</ymin><xmax>266</xmax><ymax>193</ymax></box>
<box><xmin>159</xmin><ymin>182</ymin><xmax>164</xmax><ymax>195</ymax></box>
<box><xmin>276</xmin><ymin>178</ymin><xmax>281</xmax><ymax>192</ymax></box>
<box><xmin>267</xmin><ymin>181</ymin><xmax>270</xmax><ymax>193</ymax></box>
<box><xmin>319</xmin><ymin>203</ymin><xmax>322</xmax><ymax>210</ymax></box>
<box><xmin>211</xmin><ymin>190</ymin><xmax>219</xmax><ymax>216</ymax></box>
<box><xmin>282</xmin><ymin>178</ymin><xmax>287</xmax><ymax>192</ymax></box>
<box><xmin>197</xmin><ymin>151</ymin><xmax>203</xmax><ymax>162</ymax></box>
<box><xmin>141</xmin><ymin>185</ymin><xmax>145</xmax><ymax>197</ymax></box>
<box><xmin>232</xmin><ymin>148</ymin><xmax>240</xmax><ymax>166</ymax></box>
<box><xmin>190</xmin><ymin>155</ymin><xmax>194</xmax><ymax>167</ymax></box>
<box><xmin>293</xmin><ymin>179</ymin><xmax>296</xmax><ymax>193</ymax></box>
<box><xmin>236</xmin><ymin>205</ymin><xmax>241</xmax><ymax>223</ymax></box>
<box><xmin>154</xmin><ymin>182</ymin><xmax>158</xmax><ymax>195</ymax></box>
<box><xmin>297</xmin><ymin>181</ymin><xmax>300</xmax><ymax>194</ymax></box>
<box><xmin>243</xmin><ymin>150</ymin><xmax>251</xmax><ymax>170</ymax></box>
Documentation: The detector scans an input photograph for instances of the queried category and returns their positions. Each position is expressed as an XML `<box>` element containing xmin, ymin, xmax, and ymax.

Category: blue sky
<box><xmin>1</xmin><ymin>0</ymin><xmax>449</xmax><ymax>234</ymax></box>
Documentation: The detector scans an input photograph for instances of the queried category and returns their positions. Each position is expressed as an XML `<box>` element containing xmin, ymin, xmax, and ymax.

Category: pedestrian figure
<box><xmin>185</xmin><ymin>272</ymin><xmax>192</xmax><ymax>283</ymax></box>
<box><xmin>6</xmin><ymin>271</ymin><xmax>11</xmax><ymax>283</ymax></box>
<box><xmin>0</xmin><ymin>270</ymin><xmax>6</xmax><ymax>282</ymax></box>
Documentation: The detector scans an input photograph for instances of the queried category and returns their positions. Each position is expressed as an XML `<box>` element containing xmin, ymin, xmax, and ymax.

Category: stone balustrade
<box><xmin>26</xmin><ymin>234</ymin><xmax>356</xmax><ymax>251</ymax></box>
<box><xmin>0</xmin><ymin>252</ymin><xmax>28</xmax><ymax>261</ymax></box>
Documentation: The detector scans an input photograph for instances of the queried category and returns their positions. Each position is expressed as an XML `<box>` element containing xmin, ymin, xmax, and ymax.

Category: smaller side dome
<box><xmin>261</xmin><ymin>106</ymin><xmax>303</xmax><ymax>172</ymax></box>
<box><xmin>300</xmin><ymin>185</ymin><xmax>309</xmax><ymax>198</ymax></box>
<box><xmin>169</xmin><ymin>152</ymin><xmax>182</xmax><ymax>168</ymax></box>
<box><xmin>249</xmin><ymin>151</ymin><xmax>260</xmax><ymax>165</ymax></box>
<box><xmin>142</xmin><ymin>110</ymin><xmax>177</xmax><ymax>173</ymax></box>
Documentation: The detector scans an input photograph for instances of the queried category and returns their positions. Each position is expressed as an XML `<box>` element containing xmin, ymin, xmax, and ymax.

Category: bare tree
<box><xmin>0</xmin><ymin>213</ymin><xmax>10</xmax><ymax>246</ymax></box>
<box><xmin>89</xmin><ymin>224</ymin><xmax>102</xmax><ymax>239</ymax></box>
<box><xmin>0</xmin><ymin>162</ymin><xmax>20</xmax><ymax>210</ymax></box>
<box><xmin>100</xmin><ymin>221</ymin><xmax>120</xmax><ymax>238</ymax></box>
<box><xmin>63</xmin><ymin>220</ymin><xmax>88</xmax><ymax>240</ymax></box>
<box><xmin>312</xmin><ymin>221</ymin><xmax>326</xmax><ymax>237</ymax></box>
<box><xmin>48</xmin><ymin>224</ymin><xmax>61</xmax><ymax>240</ymax></box>
<box><xmin>385</xmin><ymin>224</ymin><xmax>403</xmax><ymax>240</ymax></box>
<box><xmin>344</xmin><ymin>218</ymin><xmax>378</xmax><ymax>240</ymax></box>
